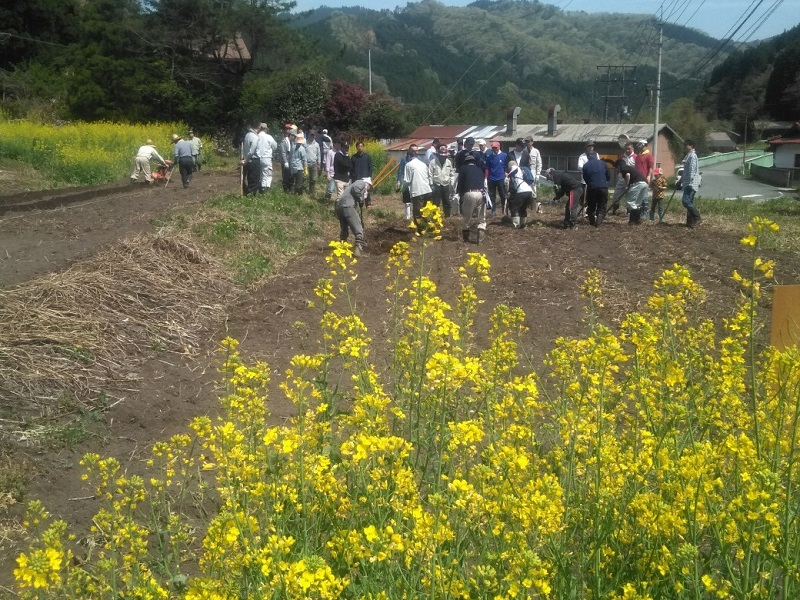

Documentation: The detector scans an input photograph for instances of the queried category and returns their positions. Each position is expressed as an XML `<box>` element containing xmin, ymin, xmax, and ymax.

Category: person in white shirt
<box><xmin>188</xmin><ymin>130</ymin><xmax>203</xmax><ymax>172</ymax></box>
<box><xmin>324</xmin><ymin>140</ymin><xmax>338</xmax><ymax>201</ymax></box>
<box><xmin>402</xmin><ymin>146</ymin><xmax>432</xmax><ymax>227</ymax></box>
<box><xmin>304</xmin><ymin>130</ymin><xmax>322</xmax><ymax>195</ymax></box>
<box><xmin>424</xmin><ymin>138</ymin><xmax>440</xmax><ymax>164</ymax></box>
<box><xmin>506</xmin><ymin>160</ymin><xmax>534</xmax><ymax>229</ymax></box>
<box><xmin>240</xmin><ymin>122</ymin><xmax>261</xmax><ymax>196</ymax></box>
<box><xmin>257</xmin><ymin>123</ymin><xmax>278</xmax><ymax>192</ymax></box>
<box><xmin>131</xmin><ymin>139</ymin><xmax>168</xmax><ymax>184</ymax></box>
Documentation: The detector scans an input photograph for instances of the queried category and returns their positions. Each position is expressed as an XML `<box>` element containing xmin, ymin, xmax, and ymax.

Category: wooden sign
<box><xmin>770</xmin><ymin>285</ymin><xmax>800</xmax><ymax>350</ymax></box>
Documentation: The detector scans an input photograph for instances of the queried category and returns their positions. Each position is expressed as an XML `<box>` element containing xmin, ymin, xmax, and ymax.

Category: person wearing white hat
<box><xmin>320</xmin><ymin>128</ymin><xmax>333</xmax><ymax>155</ymax></box>
<box><xmin>287</xmin><ymin>129</ymin><xmax>307</xmax><ymax>194</ymax></box>
<box><xmin>278</xmin><ymin>125</ymin><xmax>294</xmax><ymax>192</ymax></box>
<box><xmin>131</xmin><ymin>139</ymin><xmax>168</xmax><ymax>184</ymax></box>
<box><xmin>429</xmin><ymin>144</ymin><xmax>455</xmax><ymax>217</ymax></box>
<box><xmin>335</xmin><ymin>178</ymin><xmax>372</xmax><ymax>257</ymax></box>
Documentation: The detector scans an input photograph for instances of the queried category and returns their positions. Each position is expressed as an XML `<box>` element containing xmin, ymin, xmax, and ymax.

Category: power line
<box><xmin>0</xmin><ymin>31</ymin><xmax>67</xmax><ymax>47</ymax></box>
<box><xmin>661</xmin><ymin>0</ymin><xmax>768</xmax><ymax>91</ymax></box>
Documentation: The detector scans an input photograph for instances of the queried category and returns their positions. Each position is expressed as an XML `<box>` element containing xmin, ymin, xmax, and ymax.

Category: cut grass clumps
<box><xmin>0</xmin><ymin>233</ymin><xmax>231</xmax><ymax>442</ymax></box>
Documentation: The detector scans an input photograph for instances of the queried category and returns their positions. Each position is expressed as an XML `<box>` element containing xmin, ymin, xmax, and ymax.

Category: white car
<box><xmin>675</xmin><ymin>165</ymin><xmax>702</xmax><ymax>190</ymax></box>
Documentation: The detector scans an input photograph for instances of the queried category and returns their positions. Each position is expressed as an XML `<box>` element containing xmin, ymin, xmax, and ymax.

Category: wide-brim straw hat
<box><xmin>296</xmin><ymin>133</ymin><xmax>306</xmax><ymax>144</ymax></box>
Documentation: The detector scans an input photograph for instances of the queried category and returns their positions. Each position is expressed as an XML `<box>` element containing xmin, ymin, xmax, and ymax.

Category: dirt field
<box><xmin>2</xmin><ymin>171</ymin><xmax>799</xmax><ymax>589</ymax></box>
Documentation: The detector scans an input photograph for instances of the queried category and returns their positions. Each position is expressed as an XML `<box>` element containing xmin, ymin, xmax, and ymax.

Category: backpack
<box><xmin>520</xmin><ymin>149</ymin><xmax>535</xmax><ymax>183</ymax></box>
<box><xmin>521</xmin><ymin>165</ymin><xmax>534</xmax><ymax>184</ymax></box>
<box><xmin>508</xmin><ymin>168</ymin><xmax>520</xmax><ymax>194</ymax></box>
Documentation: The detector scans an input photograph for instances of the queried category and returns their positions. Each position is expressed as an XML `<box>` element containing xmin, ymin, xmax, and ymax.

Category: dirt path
<box><xmin>3</xmin><ymin>180</ymin><xmax>800</xmax><ymax>590</ymax></box>
<box><xmin>0</xmin><ymin>171</ymin><xmax>237</xmax><ymax>287</ymax></box>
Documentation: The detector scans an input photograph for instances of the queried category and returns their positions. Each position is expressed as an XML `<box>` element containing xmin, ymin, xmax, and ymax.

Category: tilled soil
<box><xmin>2</xmin><ymin>173</ymin><xmax>799</xmax><ymax>589</ymax></box>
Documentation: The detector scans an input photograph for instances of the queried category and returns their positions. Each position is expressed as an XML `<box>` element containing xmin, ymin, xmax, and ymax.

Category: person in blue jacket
<box><xmin>485</xmin><ymin>141</ymin><xmax>508</xmax><ymax>217</ymax></box>
<box><xmin>581</xmin><ymin>155</ymin><xmax>611</xmax><ymax>227</ymax></box>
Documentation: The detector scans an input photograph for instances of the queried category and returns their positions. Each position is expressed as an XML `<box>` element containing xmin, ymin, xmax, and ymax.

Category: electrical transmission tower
<box><xmin>590</xmin><ymin>66</ymin><xmax>637</xmax><ymax>124</ymax></box>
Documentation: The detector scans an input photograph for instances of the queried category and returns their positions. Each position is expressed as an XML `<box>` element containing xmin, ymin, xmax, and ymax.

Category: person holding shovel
<box><xmin>335</xmin><ymin>177</ymin><xmax>372</xmax><ymax>257</ymax></box>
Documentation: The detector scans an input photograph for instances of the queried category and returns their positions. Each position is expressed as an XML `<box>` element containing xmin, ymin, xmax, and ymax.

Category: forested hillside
<box><xmin>2</xmin><ymin>0</ymin><xmax>796</xmax><ymax>141</ymax></box>
<box><xmin>298</xmin><ymin>0</ymin><xmax>724</xmax><ymax>125</ymax></box>
<box><xmin>698</xmin><ymin>24</ymin><xmax>800</xmax><ymax>137</ymax></box>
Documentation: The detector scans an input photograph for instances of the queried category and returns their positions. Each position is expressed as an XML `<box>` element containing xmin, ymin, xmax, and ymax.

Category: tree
<box><xmin>240</xmin><ymin>66</ymin><xmax>329</xmax><ymax>129</ymax></box>
<box><xmin>357</xmin><ymin>94</ymin><xmax>408</xmax><ymax>139</ymax></box>
<box><xmin>325</xmin><ymin>80</ymin><xmax>368</xmax><ymax>133</ymax></box>
<box><xmin>663</xmin><ymin>98</ymin><xmax>710</xmax><ymax>155</ymax></box>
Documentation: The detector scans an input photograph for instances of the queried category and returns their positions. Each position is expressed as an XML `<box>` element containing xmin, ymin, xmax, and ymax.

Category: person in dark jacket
<box><xmin>350</xmin><ymin>141</ymin><xmax>372</xmax><ymax>182</ymax></box>
<box><xmin>455</xmin><ymin>137</ymin><xmax>485</xmax><ymax>171</ymax></box>
<box><xmin>546</xmin><ymin>168</ymin><xmax>584</xmax><ymax>228</ymax></box>
<box><xmin>581</xmin><ymin>156</ymin><xmax>611</xmax><ymax>227</ymax></box>
<box><xmin>456</xmin><ymin>153</ymin><xmax>487</xmax><ymax>243</ymax></box>
<box><xmin>332</xmin><ymin>140</ymin><xmax>352</xmax><ymax>203</ymax></box>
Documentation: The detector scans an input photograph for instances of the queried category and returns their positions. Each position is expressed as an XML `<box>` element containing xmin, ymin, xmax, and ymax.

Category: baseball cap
<box><xmin>515</xmin><ymin>137</ymin><xmax>524</xmax><ymax>146</ymax></box>
<box><xmin>478</xmin><ymin>138</ymin><xmax>487</xmax><ymax>146</ymax></box>
<box><xmin>585</xmin><ymin>139</ymin><xmax>595</xmax><ymax>146</ymax></box>
<box><xmin>322</xmin><ymin>128</ymin><xmax>328</xmax><ymax>134</ymax></box>
<box><xmin>490</xmin><ymin>141</ymin><xmax>500</xmax><ymax>149</ymax></box>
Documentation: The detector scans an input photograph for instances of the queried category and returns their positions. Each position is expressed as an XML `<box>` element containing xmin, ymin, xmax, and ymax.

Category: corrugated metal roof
<box><xmin>387</xmin><ymin>123</ymin><xmax>678</xmax><ymax>152</ymax></box>
<box><xmin>385</xmin><ymin>124</ymin><xmax>506</xmax><ymax>153</ymax></box>
<box><xmin>494</xmin><ymin>123</ymin><xmax>675</xmax><ymax>144</ymax></box>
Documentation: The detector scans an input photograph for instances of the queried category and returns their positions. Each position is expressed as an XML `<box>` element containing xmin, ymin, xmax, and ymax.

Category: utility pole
<box><xmin>596</xmin><ymin>66</ymin><xmax>637</xmax><ymax>124</ymax></box>
<box><xmin>653</xmin><ymin>21</ymin><xmax>663</xmax><ymax>169</ymax></box>
<box><xmin>368</xmin><ymin>48</ymin><xmax>372</xmax><ymax>94</ymax></box>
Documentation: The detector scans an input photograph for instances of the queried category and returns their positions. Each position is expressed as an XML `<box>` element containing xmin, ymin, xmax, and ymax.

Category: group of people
<box><xmin>394</xmin><ymin>135</ymin><xmax>544</xmax><ymax>243</ymax></box>
<box><xmin>547</xmin><ymin>137</ymin><xmax>700</xmax><ymax>229</ymax></box>
<box><xmin>239</xmin><ymin>122</ymin><xmax>377</xmax><ymax>201</ymax></box>
<box><xmin>130</xmin><ymin>125</ymin><xmax>703</xmax><ymax>255</ymax></box>
<box><xmin>130</xmin><ymin>130</ymin><xmax>203</xmax><ymax>189</ymax></box>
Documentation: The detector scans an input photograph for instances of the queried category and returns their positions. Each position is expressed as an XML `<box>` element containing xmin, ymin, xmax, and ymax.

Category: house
<box><xmin>385</xmin><ymin>107</ymin><xmax>683</xmax><ymax>180</ymax></box>
<box><xmin>383</xmin><ymin>124</ymin><xmax>506</xmax><ymax>163</ymax></box>
<box><xmin>757</xmin><ymin>122</ymin><xmax>800</xmax><ymax>186</ymax></box>
<box><xmin>493</xmin><ymin>106</ymin><xmax>682</xmax><ymax>178</ymax></box>
<box><xmin>707</xmin><ymin>131</ymin><xmax>738</xmax><ymax>153</ymax></box>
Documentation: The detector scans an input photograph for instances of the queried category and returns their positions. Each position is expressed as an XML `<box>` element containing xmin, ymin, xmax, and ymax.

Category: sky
<box><xmin>292</xmin><ymin>0</ymin><xmax>799</xmax><ymax>42</ymax></box>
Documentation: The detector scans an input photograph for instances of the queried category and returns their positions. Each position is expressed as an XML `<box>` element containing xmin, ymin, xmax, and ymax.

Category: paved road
<box><xmin>696</xmin><ymin>158</ymin><xmax>794</xmax><ymax>201</ymax></box>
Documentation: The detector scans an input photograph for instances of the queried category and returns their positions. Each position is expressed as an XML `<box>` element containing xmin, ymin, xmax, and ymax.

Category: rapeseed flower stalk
<box><xmin>14</xmin><ymin>219</ymin><xmax>800</xmax><ymax>600</ymax></box>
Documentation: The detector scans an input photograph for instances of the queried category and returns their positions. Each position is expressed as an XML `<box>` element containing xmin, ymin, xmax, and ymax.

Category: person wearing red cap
<box><xmin>485</xmin><ymin>141</ymin><xmax>508</xmax><ymax>217</ymax></box>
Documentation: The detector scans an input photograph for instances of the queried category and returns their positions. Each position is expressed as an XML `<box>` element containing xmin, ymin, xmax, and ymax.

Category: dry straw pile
<box><xmin>0</xmin><ymin>233</ymin><xmax>232</xmax><ymax>433</ymax></box>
